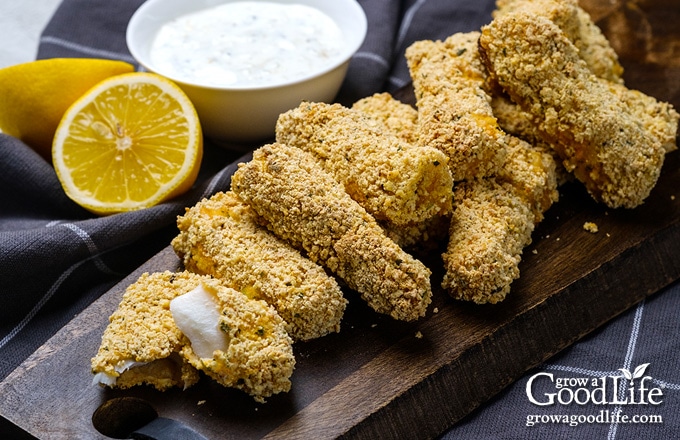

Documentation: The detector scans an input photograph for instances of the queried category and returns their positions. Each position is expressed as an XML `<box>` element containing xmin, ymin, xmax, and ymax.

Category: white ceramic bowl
<box><xmin>126</xmin><ymin>0</ymin><xmax>367</xmax><ymax>145</ymax></box>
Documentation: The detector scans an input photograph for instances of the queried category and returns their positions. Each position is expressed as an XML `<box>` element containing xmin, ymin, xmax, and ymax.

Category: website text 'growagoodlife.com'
<box><xmin>526</xmin><ymin>409</ymin><xmax>662</xmax><ymax>427</ymax></box>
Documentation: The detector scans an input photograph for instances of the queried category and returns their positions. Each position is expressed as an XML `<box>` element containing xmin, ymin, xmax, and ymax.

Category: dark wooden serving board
<box><xmin>2</xmin><ymin>1</ymin><xmax>680</xmax><ymax>438</ymax></box>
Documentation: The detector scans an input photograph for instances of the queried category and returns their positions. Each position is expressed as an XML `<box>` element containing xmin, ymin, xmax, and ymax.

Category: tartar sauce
<box><xmin>150</xmin><ymin>2</ymin><xmax>346</xmax><ymax>88</ymax></box>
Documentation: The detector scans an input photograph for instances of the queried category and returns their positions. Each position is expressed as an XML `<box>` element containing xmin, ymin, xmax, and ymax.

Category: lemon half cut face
<box><xmin>52</xmin><ymin>72</ymin><xmax>203</xmax><ymax>215</ymax></box>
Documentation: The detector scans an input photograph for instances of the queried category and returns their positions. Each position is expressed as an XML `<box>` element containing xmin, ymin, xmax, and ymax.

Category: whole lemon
<box><xmin>0</xmin><ymin>58</ymin><xmax>134</xmax><ymax>161</ymax></box>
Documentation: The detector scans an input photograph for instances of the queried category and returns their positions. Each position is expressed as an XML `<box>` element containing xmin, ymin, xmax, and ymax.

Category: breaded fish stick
<box><xmin>275</xmin><ymin>101</ymin><xmax>452</xmax><ymax>226</ymax></box>
<box><xmin>494</xmin><ymin>0</ymin><xmax>624</xmax><ymax>83</ymax></box>
<box><xmin>351</xmin><ymin>92</ymin><xmax>449</xmax><ymax>250</ymax></box>
<box><xmin>172</xmin><ymin>191</ymin><xmax>346</xmax><ymax>341</ymax></box>
<box><xmin>92</xmin><ymin>271</ymin><xmax>296</xmax><ymax>402</ymax></box>
<box><xmin>498</xmin><ymin>135</ymin><xmax>560</xmax><ymax>223</ymax></box>
<box><xmin>351</xmin><ymin>92</ymin><xmax>419</xmax><ymax>144</ymax></box>
<box><xmin>479</xmin><ymin>11</ymin><xmax>668</xmax><ymax>208</ymax></box>
<box><xmin>91</xmin><ymin>271</ymin><xmax>202</xmax><ymax>391</ymax></box>
<box><xmin>442</xmin><ymin>135</ymin><xmax>558</xmax><ymax>303</ymax></box>
<box><xmin>489</xmin><ymin>1</ymin><xmax>648</xmax><ymax>187</ymax></box>
<box><xmin>231</xmin><ymin>143</ymin><xmax>432</xmax><ymax>322</ymax></box>
<box><xmin>405</xmin><ymin>31</ymin><xmax>508</xmax><ymax>182</ymax></box>
<box><xmin>171</xmin><ymin>276</ymin><xmax>295</xmax><ymax>403</ymax></box>
<box><xmin>486</xmin><ymin>18</ymin><xmax>677</xmax><ymax>181</ymax></box>
<box><xmin>611</xmin><ymin>84</ymin><xmax>679</xmax><ymax>154</ymax></box>
<box><xmin>491</xmin><ymin>86</ymin><xmax>678</xmax><ymax>187</ymax></box>
<box><xmin>489</xmin><ymin>0</ymin><xmax>625</xmax><ymax>188</ymax></box>
<box><xmin>491</xmin><ymin>93</ymin><xmax>572</xmax><ymax>187</ymax></box>
<box><xmin>442</xmin><ymin>179</ymin><xmax>534</xmax><ymax>304</ymax></box>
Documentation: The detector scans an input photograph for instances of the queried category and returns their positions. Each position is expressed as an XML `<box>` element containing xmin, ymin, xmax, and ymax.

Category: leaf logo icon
<box><xmin>618</xmin><ymin>368</ymin><xmax>632</xmax><ymax>381</ymax></box>
<box><xmin>633</xmin><ymin>363</ymin><xmax>650</xmax><ymax>379</ymax></box>
<box><xmin>618</xmin><ymin>363</ymin><xmax>650</xmax><ymax>383</ymax></box>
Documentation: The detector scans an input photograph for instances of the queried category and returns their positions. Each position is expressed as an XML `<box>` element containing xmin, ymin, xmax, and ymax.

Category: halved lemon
<box><xmin>52</xmin><ymin>72</ymin><xmax>203</xmax><ymax>215</ymax></box>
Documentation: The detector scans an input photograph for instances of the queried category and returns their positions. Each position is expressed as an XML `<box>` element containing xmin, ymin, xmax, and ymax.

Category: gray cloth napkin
<box><xmin>2</xmin><ymin>1</ymin><xmax>678</xmax><ymax>439</ymax></box>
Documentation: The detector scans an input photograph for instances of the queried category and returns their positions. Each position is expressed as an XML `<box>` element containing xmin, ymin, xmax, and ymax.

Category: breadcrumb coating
<box><xmin>231</xmin><ymin>143</ymin><xmax>432</xmax><ymax>322</ymax></box>
<box><xmin>442</xmin><ymin>179</ymin><xmax>535</xmax><ymax>304</ymax></box>
<box><xmin>479</xmin><ymin>11</ymin><xmax>668</xmax><ymax>208</ymax></box>
<box><xmin>275</xmin><ymin>101</ymin><xmax>452</xmax><ymax>226</ymax></box>
<box><xmin>494</xmin><ymin>0</ymin><xmax>624</xmax><ymax>83</ymax></box>
<box><xmin>490</xmin><ymin>94</ymin><xmax>537</xmax><ymax>143</ymax></box>
<box><xmin>491</xmin><ymin>84</ymin><xmax>678</xmax><ymax>188</ymax></box>
<box><xmin>571</xmin><ymin>6</ymin><xmax>624</xmax><ymax>83</ymax></box>
<box><xmin>498</xmin><ymin>135</ymin><xmax>560</xmax><ymax>223</ymax></box>
<box><xmin>610</xmin><ymin>83</ymin><xmax>679</xmax><ymax>154</ymax></box>
<box><xmin>177</xmin><ymin>279</ymin><xmax>295</xmax><ymax>403</ymax></box>
<box><xmin>490</xmin><ymin>94</ymin><xmax>572</xmax><ymax>187</ymax></box>
<box><xmin>405</xmin><ymin>31</ymin><xmax>508</xmax><ymax>182</ymax></box>
<box><xmin>92</xmin><ymin>271</ymin><xmax>296</xmax><ymax>402</ymax></box>
<box><xmin>172</xmin><ymin>191</ymin><xmax>346</xmax><ymax>341</ymax></box>
<box><xmin>441</xmin><ymin>132</ymin><xmax>557</xmax><ymax>303</ymax></box>
<box><xmin>352</xmin><ymin>92</ymin><xmax>419</xmax><ymax>144</ymax></box>
<box><xmin>91</xmin><ymin>271</ymin><xmax>206</xmax><ymax>391</ymax></box>
<box><xmin>351</xmin><ymin>92</ymin><xmax>450</xmax><ymax>250</ymax></box>
<box><xmin>489</xmin><ymin>67</ymin><xmax>677</xmax><ymax>186</ymax></box>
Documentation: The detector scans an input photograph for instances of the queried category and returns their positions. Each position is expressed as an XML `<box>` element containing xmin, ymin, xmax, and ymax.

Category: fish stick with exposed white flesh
<box><xmin>231</xmin><ymin>143</ymin><xmax>432</xmax><ymax>322</ymax></box>
<box><xmin>92</xmin><ymin>270</ymin><xmax>295</xmax><ymax>403</ymax></box>
<box><xmin>172</xmin><ymin>191</ymin><xmax>347</xmax><ymax>341</ymax></box>
<box><xmin>91</xmin><ymin>271</ymin><xmax>202</xmax><ymax>391</ymax></box>
<box><xmin>170</xmin><ymin>275</ymin><xmax>295</xmax><ymax>403</ymax></box>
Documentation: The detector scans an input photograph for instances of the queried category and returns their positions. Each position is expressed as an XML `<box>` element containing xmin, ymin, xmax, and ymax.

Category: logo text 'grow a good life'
<box><xmin>526</xmin><ymin>363</ymin><xmax>664</xmax><ymax>406</ymax></box>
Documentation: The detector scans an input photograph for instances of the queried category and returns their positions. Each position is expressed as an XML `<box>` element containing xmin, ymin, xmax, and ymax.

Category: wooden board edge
<box><xmin>257</xmin><ymin>211</ymin><xmax>680</xmax><ymax>440</ymax></box>
<box><xmin>0</xmin><ymin>247</ymin><xmax>182</xmax><ymax>438</ymax></box>
<box><xmin>339</xmin><ymin>219</ymin><xmax>680</xmax><ymax>440</ymax></box>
